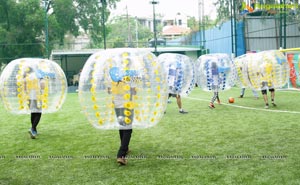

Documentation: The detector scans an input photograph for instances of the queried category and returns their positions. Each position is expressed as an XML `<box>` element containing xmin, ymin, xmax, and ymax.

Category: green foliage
<box><xmin>0</xmin><ymin>0</ymin><xmax>45</xmax><ymax>63</ymax></box>
<box><xmin>187</xmin><ymin>16</ymin><xmax>199</xmax><ymax>31</ymax></box>
<box><xmin>51</xmin><ymin>0</ymin><xmax>79</xmax><ymax>43</ymax></box>
<box><xmin>106</xmin><ymin>15</ymin><xmax>153</xmax><ymax>48</ymax></box>
<box><xmin>0</xmin><ymin>0</ymin><xmax>120</xmax><ymax>63</ymax></box>
<box><xmin>0</xmin><ymin>88</ymin><xmax>300</xmax><ymax>184</ymax></box>
<box><xmin>214</xmin><ymin>0</ymin><xmax>245</xmax><ymax>24</ymax></box>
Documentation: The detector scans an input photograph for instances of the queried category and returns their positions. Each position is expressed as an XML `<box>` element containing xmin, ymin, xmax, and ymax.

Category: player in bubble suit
<box><xmin>0</xmin><ymin>58</ymin><xmax>67</xmax><ymax>139</ymax></box>
<box><xmin>167</xmin><ymin>63</ymin><xmax>188</xmax><ymax>114</ymax></box>
<box><xmin>23</xmin><ymin>67</ymin><xmax>46</xmax><ymax>139</ymax></box>
<box><xmin>208</xmin><ymin>62</ymin><xmax>221</xmax><ymax>109</ymax></box>
<box><xmin>78</xmin><ymin>49</ymin><xmax>169</xmax><ymax>165</ymax></box>
<box><xmin>196</xmin><ymin>53</ymin><xmax>235</xmax><ymax>109</ymax></box>
<box><xmin>260</xmin><ymin>63</ymin><xmax>276</xmax><ymax>109</ymax></box>
<box><xmin>107</xmin><ymin>66</ymin><xmax>137</xmax><ymax>165</ymax></box>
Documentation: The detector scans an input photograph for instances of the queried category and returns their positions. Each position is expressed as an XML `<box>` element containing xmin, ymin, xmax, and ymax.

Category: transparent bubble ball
<box><xmin>158</xmin><ymin>53</ymin><xmax>195</xmax><ymax>96</ymax></box>
<box><xmin>0</xmin><ymin>58</ymin><xmax>67</xmax><ymax>114</ymax></box>
<box><xmin>195</xmin><ymin>53</ymin><xmax>237</xmax><ymax>91</ymax></box>
<box><xmin>78</xmin><ymin>48</ymin><xmax>168</xmax><ymax>130</ymax></box>
<box><xmin>234</xmin><ymin>50</ymin><xmax>289</xmax><ymax>90</ymax></box>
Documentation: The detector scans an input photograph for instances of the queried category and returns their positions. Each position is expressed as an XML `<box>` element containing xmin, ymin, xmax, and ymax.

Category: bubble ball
<box><xmin>195</xmin><ymin>53</ymin><xmax>237</xmax><ymax>91</ymax></box>
<box><xmin>158</xmin><ymin>53</ymin><xmax>195</xmax><ymax>96</ymax></box>
<box><xmin>234</xmin><ymin>50</ymin><xmax>289</xmax><ymax>90</ymax></box>
<box><xmin>78</xmin><ymin>48</ymin><xmax>168</xmax><ymax>130</ymax></box>
<box><xmin>0</xmin><ymin>58</ymin><xmax>67</xmax><ymax>114</ymax></box>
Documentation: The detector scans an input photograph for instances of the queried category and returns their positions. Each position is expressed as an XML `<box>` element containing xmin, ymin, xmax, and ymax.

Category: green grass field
<box><xmin>0</xmin><ymin>87</ymin><xmax>299</xmax><ymax>185</ymax></box>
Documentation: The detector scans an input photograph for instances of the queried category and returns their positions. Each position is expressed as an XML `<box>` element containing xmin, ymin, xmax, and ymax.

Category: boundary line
<box><xmin>185</xmin><ymin>96</ymin><xmax>300</xmax><ymax>114</ymax></box>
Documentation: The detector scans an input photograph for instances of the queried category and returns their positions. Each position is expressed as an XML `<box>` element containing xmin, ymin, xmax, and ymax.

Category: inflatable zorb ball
<box><xmin>0</xmin><ymin>58</ymin><xmax>67</xmax><ymax>114</ymax></box>
<box><xmin>158</xmin><ymin>53</ymin><xmax>195</xmax><ymax>96</ymax></box>
<box><xmin>234</xmin><ymin>50</ymin><xmax>289</xmax><ymax>90</ymax></box>
<box><xmin>234</xmin><ymin>53</ymin><xmax>255</xmax><ymax>88</ymax></box>
<box><xmin>78</xmin><ymin>48</ymin><xmax>168</xmax><ymax>130</ymax></box>
<box><xmin>195</xmin><ymin>53</ymin><xmax>236</xmax><ymax>91</ymax></box>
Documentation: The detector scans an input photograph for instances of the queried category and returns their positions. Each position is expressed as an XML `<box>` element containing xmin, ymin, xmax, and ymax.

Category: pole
<box><xmin>44</xmin><ymin>0</ymin><xmax>49</xmax><ymax>58</ymax></box>
<box><xmin>198</xmin><ymin>0</ymin><xmax>202</xmax><ymax>49</ymax></box>
<box><xmin>283</xmin><ymin>0</ymin><xmax>286</xmax><ymax>49</ymax></box>
<box><xmin>135</xmin><ymin>16</ymin><xmax>138</xmax><ymax>48</ymax></box>
<box><xmin>233</xmin><ymin>0</ymin><xmax>237</xmax><ymax>57</ymax></box>
<box><xmin>230</xmin><ymin>0</ymin><xmax>234</xmax><ymax>55</ymax></box>
<box><xmin>279</xmin><ymin>48</ymin><xmax>300</xmax><ymax>52</ymax></box>
<box><xmin>101</xmin><ymin>0</ymin><xmax>107</xmax><ymax>49</ymax></box>
<box><xmin>202</xmin><ymin>0</ymin><xmax>205</xmax><ymax>48</ymax></box>
<box><xmin>279</xmin><ymin>0</ymin><xmax>283</xmax><ymax>48</ymax></box>
<box><xmin>126</xmin><ymin>6</ymin><xmax>133</xmax><ymax>47</ymax></box>
<box><xmin>151</xmin><ymin>0</ymin><xmax>159</xmax><ymax>55</ymax></box>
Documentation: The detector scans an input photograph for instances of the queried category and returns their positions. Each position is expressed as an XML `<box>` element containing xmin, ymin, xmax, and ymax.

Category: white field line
<box><xmin>185</xmin><ymin>96</ymin><xmax>300</xmax><ymax>114</ymax></box>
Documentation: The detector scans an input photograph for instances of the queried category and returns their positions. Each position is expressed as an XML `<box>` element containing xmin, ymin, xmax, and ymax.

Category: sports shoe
<box><xmin>264</xmin><ymin>104</ymin><xmax>269</xmax><ymax>109</ymax></box>
<box><xmin>179</xmin><ymin>109</ymin><xmax>188</xmax><ymax>114</ymax></box>
<box><xmin>28</xmin><ymin>129</ymin><xmax>37</xmax><ymax>139</ymax></box>
<box><xmin>272</xmin><ymin>102</ymin><xmax>277</xmax><ymax>106</ymax></box>
<box><xmin>239</xmin><ymin>95</ymin><xmax>243</xmax><ymax>98</ymax></box>
<box><xmin>117</xmin><ymin>157</ymin><xmax>127</xmax><ymax>165</ymax></box>
<box><xmin>217</xmin><ymin>99</ymin><xmax>221</xmax><ymax>104</ymax></box>
<box><xmin>209</xmin><ymin>103</ymin><xmax>215</xmax><ymax>109</ymax></box>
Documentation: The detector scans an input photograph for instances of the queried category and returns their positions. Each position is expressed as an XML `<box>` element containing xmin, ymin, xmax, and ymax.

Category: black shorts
<box><xmin>169</xmin><ymin>93</ymin><xmax>180</xmax><ymax>98</ymax></box>
<box><xmin>261</xmin><ymin>88</ymin><xmax>275</xmax><ymax>95</ymax></box>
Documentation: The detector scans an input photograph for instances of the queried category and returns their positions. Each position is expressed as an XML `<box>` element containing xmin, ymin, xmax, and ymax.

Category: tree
<box><xmin>106</xmin><ymin>15</ymin><xmax>153</xmax><ymax>48</ymax></box>
<box><xmin>0</xmin><ymin>0</ymin><xmax>45</xmax><ymax>64</ymax></box>
<box><xmin>0</xmin><ymin>0</ymin><xmax>120</xmax><ymax>65</ymax></box>
<box><xmin>187</xmin><ymin>16</ymin><xmax>199</xmax><ymax>31</ymax></box>
<box><xmin>47</xmin><ymin>0</ymin><xmax>120</xmax><ymax>47</ymax></box>
<box><xmin>214</xmin><ymin>0</ymin><xmax>244</xmax><ymax>24</ymax></box>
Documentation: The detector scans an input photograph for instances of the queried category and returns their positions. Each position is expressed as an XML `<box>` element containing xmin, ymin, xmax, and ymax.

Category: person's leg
<box><xmin>116</xmin><ymin>108</ymin><xmax>133</xmax><ymax>165</ymax></box>
<box><xmin>117</xmin><ymin>129</ymin><xmax>132</xmax><ymax>165</ymax></box>
<box><xmin>119</xmin><ymin>129</ymin><xmax>123</xmax><ymax>141</ymax></box>
<box><xmin>31</xmin><ymin>113</ymin><xmax>42</xmax><ymax>132</ymax></box>
<box><xmin>261</xmin><ymin>90</ymin><xmax>269</xmax><ymax>108</ymax></box>
<box><xmin>211</xmin><ymin>92</ymin><xmax>218</xmax><ymax>104</ymax></box>
<box><xmin>177</xmin><ymin>95</ymin><xmax>188</xmax><ymax>113</ymax></box>
<box><xmin>240</xmin><ymin>88</ymin><xmax>245</xmax><ymax>98</ymax></box>
<box><xmin>29</xmin><ymin>112</ymin><xmax>41</xmax><ymax>139</ymax></box>
<box><xmin>209</xmin><ymin>91</ymin><xmax>218</xmax><ymax>108</ymax></box>
<box><xmin>117</xmin><ymin>129</ymin><xmax>132</xmax><ymax>157</ymax></box>
<box><xmin>252</xmin><ymin>89</ymin><xmax>259</xmax><ymax>99</ymax></box>
<box><xmin>216</xmin><ymin>92</ymin><xmax>220</xmax><ymax>104</ymax></box>
<box><xmin>176</xmin><ymin>95</ymin><xmax>182</xmax><ymax>109</ymax></box>
<box><xmin>270</xmin><ymin>89</ymin><xmax>276</xmax><ymax>106</ymax></box>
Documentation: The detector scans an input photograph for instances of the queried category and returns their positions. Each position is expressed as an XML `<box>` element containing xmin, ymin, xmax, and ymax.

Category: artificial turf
<box><xmin>0</xmin><ymin>87</ymin><xmax>299</xmax><ymax>185</ymax></box>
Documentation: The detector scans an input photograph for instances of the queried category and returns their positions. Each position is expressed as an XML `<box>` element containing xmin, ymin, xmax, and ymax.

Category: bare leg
<box><xmin>263</xmin><ymin>94</ymin><xmax>269</xmax><ymax>108</ymax></box>
<box><xmin>271</xmin><ymin>90</ymin><xmax>276</xmax><ymax>106</ymax></box>
<box><xmin>176</xmin><ymin>95</ymin><xmax>182</xmax><ymax>109</ymax></box>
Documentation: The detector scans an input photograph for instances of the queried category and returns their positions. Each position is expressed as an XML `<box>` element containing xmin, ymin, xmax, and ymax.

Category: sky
<box><xmin>109</xmin><ymin>0</ymin><xmax>217</xmax><ymax>20</ymax></box>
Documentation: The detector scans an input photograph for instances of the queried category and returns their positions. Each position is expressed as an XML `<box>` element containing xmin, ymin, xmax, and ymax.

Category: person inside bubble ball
<box><xmin>239</xmin><ymin>87</ymin><xmax>259</xmax><ymax>99</ymax></box>
<box><xmin>238</xmin><ymin>65</ymin><xmax>259</xmax><ymax>99</ymax></box>
<box><xmin>167</xmin><ymin>93</ymin><xmax>188</xmax><ymax>114</ymax></box>
<box><xmin>167</xmin><ymin>64</ymin><xmax>188</xmax><ymax>114</ymax></box>
<box><xmin>260</xmin><ymin>64</ymin><xmax>276</xmax><ymax>109</ymax></box>
<box><xmin>209</xmin><ymin>62</ymin><xmax>221</xmax><ymax>109</ymax></box>
<box><xmin>107</xmin><ymin>67</ymin><xmax>137</xmax><ymax>165</ymax></box>
<box><xmin>23</xmin><ymin>67</ymin><xmax>46</xmax><ymax>139</ymax></box>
